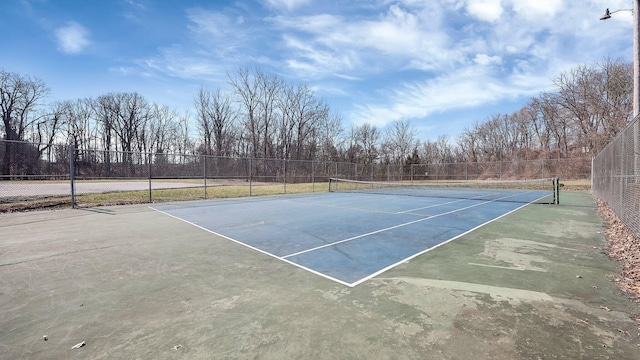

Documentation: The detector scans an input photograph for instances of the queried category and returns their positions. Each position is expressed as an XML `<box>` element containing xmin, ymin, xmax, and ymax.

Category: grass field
<box><xmin>0</xmin><ymin>182</ymin><xmax>330</xmax><ymax>212</ymax></box>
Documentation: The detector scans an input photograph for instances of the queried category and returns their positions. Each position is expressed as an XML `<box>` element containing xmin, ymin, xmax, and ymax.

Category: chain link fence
<box><xmin>0</xmin><ymin>139</ymin><xmax>591</xmax><ymax>211</ymax></box>
<box><xmin>592</xmin><ymin>116</ymin><xmax>640</xmax><ymax>237</ymax></box>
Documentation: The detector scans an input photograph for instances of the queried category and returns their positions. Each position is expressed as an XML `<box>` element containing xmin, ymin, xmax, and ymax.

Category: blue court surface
<box><xmin>151</xmin><ymin>190</ymin><xmax>550</xmax><ymax>286</ymax></box>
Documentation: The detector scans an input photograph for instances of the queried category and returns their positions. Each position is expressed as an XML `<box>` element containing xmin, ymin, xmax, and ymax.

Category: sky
<box><xmin>0</xmin><ymin>0</ymin><xmax>636</xmax><ymax>141</ymax></box>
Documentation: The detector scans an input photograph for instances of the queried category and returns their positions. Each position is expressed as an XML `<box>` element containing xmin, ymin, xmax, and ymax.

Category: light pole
<box><xmin>600</xmin><ymin>2</ymin><xmax>640</xmax><ymax>116</ymax></box>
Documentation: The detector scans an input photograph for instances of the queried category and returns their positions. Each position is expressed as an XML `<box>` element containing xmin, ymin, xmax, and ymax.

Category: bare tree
<box><xmin>229</xmin><ymin>68</ymin><xmax>291</xmax><ymax>160</ymax></box>
<box><xmin>256</xmin><ymin>70</ymin><xmax>283</xmax><ymax>159</ymax></box>
<box><xmin>384</xmin><ymin>119</ymin><xmax>418</xmax><ymax>165</ymax></box>
<box><xmin>228</xmin><ymin>68</ymin><xmax>262</xmax><ymax>158</ymax></box>
<box><xmin>31</xmin><ymin>102</ymin><xmax>66</xmax><ymax>156</ymax></box>
<box><xmin>91</xmin><ymin>94</ymin><xmax>119</xmax><ymax>175</ymax></box>
<box><xmin>0</xmin><ymin>70</ymin><xmax>50</xmax><ymax>175</ymax></box>
<box><xmin>114</xmin><ymin>93</ymin><xmax>151</xmax><ymax>154</ymax></box>
<box><xmin>278</xmin><ymin>83</ymin><xmax>328</xmax><ymax>160</ymax></box>
<box><xmin>195</xmin><ymin>87</ymin><xmax>237</xmax><ymax>156</ymax></box>
<box><xmin>598</xmin><ymin>58</ymin><xmax>633</xmax><ymax>147</ymax></box>
<box><xmin>59</xmin><ymin>99</ymin><xmax>96</xmax><ymax>152</ymax></box>
<box><xmin>456</xmin><ymin>122</ymin><xmax>481</xmax><ymax>163</ymax></box>
<box><xmin>146</xmin><ymin>103</ymin><xmax>179</xmax><ymax>156</ymax></box>
<box><xmin>317</xmin><ymin>111</ymin><xmax>344</xmax><ymax>162</ymax></box>
<box><xmin>347</xmin><ymin>123</ymin><xmax>380</xmax><ymax>164</ymax></box>
<box><xmin>174</xmin><ymin>112</ymin><xmax>194</xmax><ymax>158</ymax></box>
<box><xmin>53</xmin><ymin>99</ymin><xmax>96</xmax><ymax>175</ymax></box>
<box><xmin>553</xmin><ymin>65</ymin><xmax>595</xmax><ymax>154</ymax></box>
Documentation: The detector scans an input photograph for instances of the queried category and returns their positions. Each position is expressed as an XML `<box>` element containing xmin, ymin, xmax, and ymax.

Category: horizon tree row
<box><xmin>0</xmin><ymin>58</ymin><xmax>634</xmax><ymax>177</ymax></box>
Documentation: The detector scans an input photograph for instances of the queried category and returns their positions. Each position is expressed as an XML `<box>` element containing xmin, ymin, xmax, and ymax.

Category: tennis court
<box><xmin>152</xmin><ymin>178</ymin><xmax>557</xmax><ymax>286</ymax></box>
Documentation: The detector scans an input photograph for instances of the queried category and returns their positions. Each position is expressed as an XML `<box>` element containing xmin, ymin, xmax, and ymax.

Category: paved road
<box><xmin>0</xmin><ymin>181</ymin><xmax>204</xmax><ymax>198</ymax></box>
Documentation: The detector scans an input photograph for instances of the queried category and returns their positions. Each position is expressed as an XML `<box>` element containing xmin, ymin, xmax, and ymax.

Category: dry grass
<box><xmin>559</xmin><ymin>179</ymin><xmax>590</xmax><ymax>191</ymax></box>
<box><xmin>1</xmin><ymin>178</ymin><xmax>588</xmax><ymax>213</ymax></box>
<box><xmin>0</xmin><ymin>182</ymin><xmax>330</xmax><ymax>212</ymax></box>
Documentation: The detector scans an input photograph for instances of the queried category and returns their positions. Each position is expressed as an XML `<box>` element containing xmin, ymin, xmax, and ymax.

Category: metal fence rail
<box><xmin>0</xmin><ymin>139</ymin><xmax>591</xmax><ymax>210</ymax></box>
<box><xmin>592</xmin><ymin>116</ymin><xmax>640</xmax><ymax>237</ymax></box>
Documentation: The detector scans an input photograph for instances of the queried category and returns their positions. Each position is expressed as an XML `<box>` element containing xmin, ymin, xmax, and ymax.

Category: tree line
<box><xmin>0</xmin><ymin>58</ymin><xmax>633</xmax><ymax>177</ymax></box>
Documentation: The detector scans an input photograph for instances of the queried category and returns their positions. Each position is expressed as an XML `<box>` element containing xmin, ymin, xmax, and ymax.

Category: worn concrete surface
<box><xmin>0</xmin><ymin>191</ymin><xmax>638</xmax><ymax>359</ymax></box>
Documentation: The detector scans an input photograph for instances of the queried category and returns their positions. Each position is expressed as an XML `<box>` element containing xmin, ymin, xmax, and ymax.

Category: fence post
<box><xmin>620</xmin><ymin>135</ymin><xmax>625</xmax><ymax>215</ymax></box>
<box><xmin>69</xmin><ymin>145</ymin><xmax>76</xmax><ymax>209</ymax></box>
<box><xmin>590</xmin><ymin>157</ymin><xmax>594</xmax><ymax>192</ymax></box>
<box><xmin>148</xmin><ymin>153</ymin><xmax>152</xmax><ymax>203</ymax></box>
<box><xmin>311</xmin><ymin>160</ymin><xmax>315</xmax><ymax>192</ymax></box>
<box><xmin>203</xmin><ymin>155</ymin><xmax>207</xmax><ymax>200</ymax></box>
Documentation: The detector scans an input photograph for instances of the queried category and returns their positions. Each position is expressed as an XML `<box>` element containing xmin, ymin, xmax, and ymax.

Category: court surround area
<box><xmin>1</xmin><ymin>190</ymin><xmax>639</xmax><ymax>359</ymax></box>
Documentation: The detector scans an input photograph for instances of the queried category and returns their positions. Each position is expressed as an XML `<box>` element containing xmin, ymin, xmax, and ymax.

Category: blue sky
<box><xmin>0</xmin><ymin>0</ymin><xmax>635</xmax><ymax>141</ymax></box>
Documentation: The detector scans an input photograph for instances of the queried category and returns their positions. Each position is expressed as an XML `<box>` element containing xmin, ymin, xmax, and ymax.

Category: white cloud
<box><xmin>263</xmin><ymin>0</ymin><xmax>311</xmax><ymax>11</ymax></box>
<box><xmin>510</xmin><ymin>0</ymin><xmax>563</xmax><ymax>19</ymax></box>
<box><xmin>187</xmin><ymin>9</ymin><xmax>235</xmax><ymax>38</ymax></box>
<box><xmin>55</xmin><ymin>21</ymin><xmax>91</xmax><ymax>54</ymax></box>
<box><xmin>135</xmin><ymin>45</ymin><xmax>227</xmax><ymax>80</ymax></box>
<box><xmin>464</xmin><ymin>0</ymin><xmax>503</xmax><ymax>23</ymax></box>
<box><xmin>283</xmin><ymin>35</ymin><xmax>359</xmax><ymax>77</ymax></box>
<box><xmin>122</xmin><ymin>0</ymin><xmax>148</xmax><ymax>22</ymax></box>
<box><xmin>474</xmin><ymin>54</ymin><xmax>502</xmax><ymax>66</ymax></box>
<box><xmin>350</xmin><ymin>62</ymin><xmax>551</xmax><ymax>128</ymax></box>
<box><xmin>124</xmin><ymin>0</ymin><xmax>147</xmax><ymax>11</ymax></box>
<box><xmin>133</xmin><ymin>9</ymin><xmax>256</xmax><ymax>80</ymax></box>
<box><xmin>114</xmin><ymin>0</ymin><xmax>636</xmax><ymax>138</ymax></box>
<box><xmin>272</xmin><ymin>4</ymin><xmax>454</xmax><ymax>76</ymax></box>
<box><xmin>185</xmin><ymin>9</ymin><xmax>251</xmax><ymax>59</ymax></box>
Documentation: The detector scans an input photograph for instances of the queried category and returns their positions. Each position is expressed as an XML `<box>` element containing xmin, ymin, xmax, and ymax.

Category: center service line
<box><xmin>281</xmin><ymin>196</ymin><xmax>508</xmax><ymax>259</ymax></box>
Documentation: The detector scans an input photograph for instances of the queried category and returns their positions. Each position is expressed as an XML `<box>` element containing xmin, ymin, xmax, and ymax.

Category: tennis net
<box><xmin>328</xmin><ymin>178</ymin><xmax>560</xmax><ymax>204</ymax></box>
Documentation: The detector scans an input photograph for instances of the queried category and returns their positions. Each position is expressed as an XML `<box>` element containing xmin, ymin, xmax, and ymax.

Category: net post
<box><xmin>328</xmin><ymin>178</ymin><xmax>334</xmax><ymax>192</ymax></box>
<box><xmin>554</xmin><ymin>177</ymin><xmax>560</xmax><ymax>205</ymax></box>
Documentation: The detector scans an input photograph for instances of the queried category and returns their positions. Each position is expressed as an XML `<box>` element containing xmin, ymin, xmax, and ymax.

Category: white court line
<box><xmin>149</xmin><ymin>206</ymin><xmax>355</xmax><ymax>287</ymax></box>
<box><xmin>396</xmin><ymin>198</ymin><xmax>468</xmax><ymax>214</ymax></box>
<box><xmin>322</xmin><ymin>189</ymin><xmax>539</xmax><ymax>216</ymax></box>
<box><xmin>281</xmin><ymin>193</ymin><xmax>519</xmax><ymax>259</ymax></box>
<box><xmin>287</xmin><ymin>197</ymin><xmax>419</xmax><ymax>216</ymax></box>
<box><xmin>348</xmin><ymin>193</ymin><xmax>549</xmax><ymax>287</ymax></box>
<box><xmin>395</xmin><ymin>194</ymin><xmax>498</xmax><ymax>214</ymax></box>
<box><xmin>349</xmin><ymin>195</ymin><xmax>548</xmax><ymax>287</ymax></box>
<box><xmin>291</xmin><ymin>192</ymin><xmax>500</xmax><ymax>216</ymax></box>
